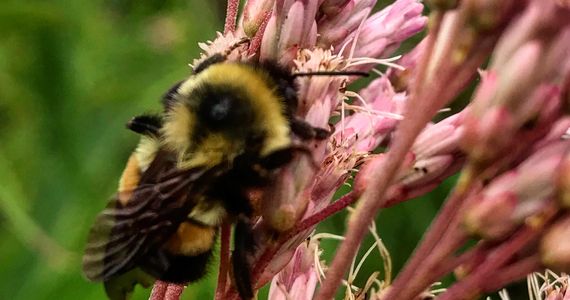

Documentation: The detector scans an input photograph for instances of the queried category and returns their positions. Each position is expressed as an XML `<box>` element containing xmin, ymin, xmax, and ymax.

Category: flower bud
<box><xmin>426</xmin><ymin>0</ymin><xmax>458</xmax><ymax>11</ymax></box>
<box><xmin>464</xmin><ymin>0</ymin><xmax>514</xmax><ymax>31</ymax></box>
<box><xmin>399</xmin><ymin>155</ymin><xmax>455</xmax><ymax>188</ymax></box>
<box><xmin>268</xmin><ymin>239</ymin><xmax>320</xmax><ymax>300</ymax></box>
<box><xmin>337</xmin><ymin>0</ymin><xmax>427</xmax><ymax>60</ymax></box>
<box><xmin>491</xmin><ymin>1</ymin><xmax>570</xmax><ymax>71</ymax></box>
<box><xmin>319</xmin><ymin>0</ymin><xmax>352</xmax><ymax>19</ymax></box>
<box><xmin>317</xmin><ymin>0</ymin><xmax>376</xmax><ymax>49</ymax></box>
<box><xmin>540</xmin><ymin>215</ymin><xmax>570</xmax><ymax>273</ymax></box>
<box><xmin>462</xmin><ymin>48</ymin><xmax>565</xmax><ymax>166</ymax></box>
<box><xmin>463</xmin><ymin>141</ymin><xmax>570</xmax><ymax>240</ymax></box>
<box><xmin>242</xmin><ymin>0</ymin><xmax>275</xmax><ymax>37</ymax></box>
<box><xmin>260</xmin><ymin>0</ymin><xmax>319</xmax><ymax>64</ymax></box>
<box><xmin>394</xmin><ymin>113</ymin><xmax>464</xmax><ymax>189</ymax></box>
<box><xmin>463</xmin><ymin>183</ymin><xmax>518</xmax><ymax>240</ymax></box>
<box><xmin>412</xmin><ymin>112</ymin><xmax>464</xmax><ymax>160</ymax></box>
<box><xmin>353</xmin><ymin>154</ymin><xmax>386</xmax><ymax>196</ymax></box>
<box><xmin>354</xmin><ymin>153</ymin><xmax>415</xmax><ymax>196</ymax></box>
<box><xmin>557</xmin><ymin>153</ymin><xmax>570</xmax><ymax>208</ymax></box>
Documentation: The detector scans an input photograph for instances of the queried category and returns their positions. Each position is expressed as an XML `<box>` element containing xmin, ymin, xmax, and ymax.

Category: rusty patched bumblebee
<box><xmin>79</xmin><ymin>44</ymin><xmax>353</xmax><ymax>299</ymax></box>
<box><xmin>81</xmin><ymin>40</ymin><xmax>369</xmax><ymax>299</ymax></box>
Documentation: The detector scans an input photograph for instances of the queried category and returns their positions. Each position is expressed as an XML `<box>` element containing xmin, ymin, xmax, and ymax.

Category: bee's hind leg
<box><xmin>232</xmin><ymin>215</ymin><xmax>255</xmax><ymax>300</ymax></box>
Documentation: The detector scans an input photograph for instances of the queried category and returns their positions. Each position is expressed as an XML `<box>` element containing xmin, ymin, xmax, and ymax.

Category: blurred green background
<box><xmin>0</xmin><ymin>0</ymin><xmax>456</xmax><ymax>299</ymax></box>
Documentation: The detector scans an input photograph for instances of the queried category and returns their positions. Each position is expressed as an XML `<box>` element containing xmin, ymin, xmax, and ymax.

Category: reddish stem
<box><xmin>314</xmin><ymin>13</ymin><xmax>446</xmax><ymax>298</ymax></box>
<box><xmin>149</xmin><ymin>281</ymin><xmax>185</xmax><ymax>300</ymax></box>
<box><xmin>215</xmin><ymin>222</ymin><xmax>232</xmax><ymax>300</ymax></box>
<box><xmin>251</xmin><ymin>243</ymin><xmax>279</xmax><ymax>283</ymax></box>
<box><xmin>290</xmin><ymin>192</ymin><xmax>357</xmax><ymax>237</ymax></box>
<box><xmin>396</xmin><ymin>228</ymin><xmax>469</xmax><ymax>300</ymax></box>
<box><xmin>248</xmin><ymin>10</ymin><xmax>272</xmax><ymax>56</ymax></box>
<box><xmin>224</xmin><ymin>0</ymin><xmax>240</xmax><ymax>34</ymax></box>
<box><xmin>481</xmin><ymin>255</ymin><xmax>542</xmax><ymax>293</ymax></box>
<box><xmin>150</xmin><ymin>281</ymin><xmax>168</xmax><ymax>300</ymax></box>
<box><xmin>437</xmin><ymin>227</ymin><xmax>544</xmax><ymax>300</ymax></box>
<box><xmin>381</xmin><ymin>182</ymin><xmax>473</xmax><ymax>300</ymax></box>
<box><xmin>431</xmin><ymin>242</ymin><xmax>487</xmax><ymax>280</ymax></box>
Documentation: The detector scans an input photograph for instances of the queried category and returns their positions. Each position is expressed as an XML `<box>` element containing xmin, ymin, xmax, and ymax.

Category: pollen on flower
<box><xmin>190</xmin><ymin>31</ymin><xmax>249</xmax><ymax>69</ymax></box>
<box><xmin>293</xmin><ymin>48</ymin><xmax>346</xmax><ymax>73</ymax></box>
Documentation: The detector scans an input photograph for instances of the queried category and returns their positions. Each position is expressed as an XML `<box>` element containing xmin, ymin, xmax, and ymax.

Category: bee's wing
<box><xmin>82</xmin><ymin>152</ymin><xmax>223</xmax><ymax>282</ymax></box>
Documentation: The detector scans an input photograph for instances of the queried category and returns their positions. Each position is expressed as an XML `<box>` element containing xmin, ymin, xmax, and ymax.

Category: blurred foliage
<box><xmin>0</xmin><ymin>0</ymin><xmax>221</xmax><ymax>298</ymax></box>
<box><xmin>0</xmin><ymin>0</ymin><xmax>456</xmax><ymax>299</ymax></box>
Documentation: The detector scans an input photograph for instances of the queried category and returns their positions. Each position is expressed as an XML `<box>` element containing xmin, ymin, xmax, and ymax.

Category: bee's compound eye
<box><xmin>210</xmin><ymin>96</ymin><xmax>232</xmax><ymax>121</ymax></box>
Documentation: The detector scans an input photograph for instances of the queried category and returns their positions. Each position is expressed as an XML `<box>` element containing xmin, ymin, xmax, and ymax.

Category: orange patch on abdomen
<box><xmin>117</xmin><ymin>153</ymin><xmax>141</xmax><ymax>206</ymax></box>
<box><xmin>165</xmin><ymin>222</ymin><xmax>216</xmax><ymax>256</ymax></box>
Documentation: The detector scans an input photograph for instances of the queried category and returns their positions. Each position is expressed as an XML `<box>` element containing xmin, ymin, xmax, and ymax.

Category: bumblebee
<box><xmin>81</xmin><ymin>46</ymin><xmax>343</xmax><ymax>300</ymax></box>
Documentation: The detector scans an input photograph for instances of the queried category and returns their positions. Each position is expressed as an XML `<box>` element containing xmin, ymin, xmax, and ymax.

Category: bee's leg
<box><xmin>291</xmin><ymin>118</ymin><xmax>332</xmax><ymax>140</ymax></box>
<box><xmin>259</xmin><ymin>145</ymin><xmax>323</xmax><ymax>170</ymax></box>
<box><xmin>126</xmin><ymin>114</ymin><xmax>162</xmax><ymax>137</ymax></box>
<box><xmin>233</xmin><ymin>215</ymin><xmax>255</xmax><ymax>300</ymax></box>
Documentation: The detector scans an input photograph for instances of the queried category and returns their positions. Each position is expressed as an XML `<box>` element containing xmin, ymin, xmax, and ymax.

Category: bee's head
<box><xmin>161</xmin><ymin>63</ymin><xmax>293</xmax><ymax>170</ymax></box>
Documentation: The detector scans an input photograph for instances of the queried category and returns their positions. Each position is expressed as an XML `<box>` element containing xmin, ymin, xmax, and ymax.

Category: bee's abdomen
<box><xmin>156</xmin><ymin>250</ymin><xmax>213</xmax><ymax>283</ymax></box>
<box><xmin>165</xmin><ymin>221</ymin><xmax>216</xmax><ymax>256</ymax></box>
<box><xmin>117</xmin><ymin>153</ymin><xmax>141</xmax><ymax>206</ymax></box>
<box><xmin>149</xmin><ymin>221</ymin><xmax>217</xmax><ymax>283</ymax></box>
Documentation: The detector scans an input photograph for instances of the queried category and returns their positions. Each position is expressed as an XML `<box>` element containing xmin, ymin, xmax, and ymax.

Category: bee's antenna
<box><xmin>292</xmin><ymin>70</ymin><xmax>369</xmax><ymax>78</ymax></box>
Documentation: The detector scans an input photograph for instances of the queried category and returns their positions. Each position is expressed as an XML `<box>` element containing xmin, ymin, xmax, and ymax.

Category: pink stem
<box><xmin>248</xmin><ymin>10</ymin><xmax>272</xmax><ymax>56</ymax></box>
<box><xmin>215</xmin><ymin>222</ymin><xmax>232</xmax><ymax>300</ymax></box>
<box><xmin>315</xmin><ymin>12</ymin><xmax>446</xmax><ymax>300</ymax></box>
<box><xmin>290</xmin><ymin>192</ymin><xmax>357</xmax><ymax>237</ymax></box>
<box><xmin>381</xmin><ymin>184</ymin><xmax>473</xmax><ymax>299</ymax></box>
<box><xmin>437</xmin><ymin>227</ymin><xmax>544</xmax><ymax>300</ymax></box>
<box><xmin>481</xmin><ymin>255</ymin><xmax>542</xmax><ymax>293</ymax></box>
<box><xmin>224</xmin><ymin>0</ymin><xmax>240</xmax><ymax>34</ymax></box>
<box><xmin>149</xmin><ymin>281</ymin><xmax>185</xmax><ymax>300</ymax></box>
<box><xmin>393</xmin><ymin>227</ymin><xmax>468</xmax><ymax>300</ymax></box>
<box><xmin>251</xmin><ymin>243</ymin><xmax>279</xmax><ymax>285</ymax></box>
<box><xmin>431</xmin><ymin>242</ymin><xmax>487</xmax><ymax>280</ymax></box>
<box><xmin>150</xmin><ymin>281</ymin><xmax>168</xmax><ymax>300</ymax></box>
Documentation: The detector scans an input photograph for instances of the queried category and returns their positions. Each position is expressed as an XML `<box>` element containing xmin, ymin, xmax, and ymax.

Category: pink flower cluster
<box><xmin>151</xmin><ymin>0</ymin><xmax>570</xmax><ymax>299</ymax></box>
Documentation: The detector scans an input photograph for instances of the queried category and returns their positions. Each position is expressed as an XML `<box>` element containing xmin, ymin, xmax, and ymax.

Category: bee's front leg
<box><xmin>290</xmin><ymin>118</ymin><xmax>332</xmax><ymax>140</ymax></box>
<box><xmin>127</xmin><ymin>114</ymin><xmax>162</xmax><ymax>137</ymax></box>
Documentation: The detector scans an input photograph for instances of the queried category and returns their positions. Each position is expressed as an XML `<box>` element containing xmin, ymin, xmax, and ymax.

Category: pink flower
<box><xmin>141</xmin><ymin>0</ymin><xmax>569</xmax><ymax>299</ymax></box>
<box><xmin>268</xmin><ymin>239</ymin><xmax>320</xmax><ymax>300</ymax></box>
<box><xmin>540</xmin><ymin>216</ymin><xmax>570</xmax><ymax>274</ymax></box>
<box><xmin>463</xmin><ymin>140</ymin><xmax>570</xmax><ymax>240</ymax></box>
<box><xmin>461</xmin><ymin>1</ymin><xmax>570</xmax><ymax>168</ymax></box>
<box><xmin>338</xmin><ymin>0</ymin><xmax>427</xmax><ymax>60</ymax></box>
